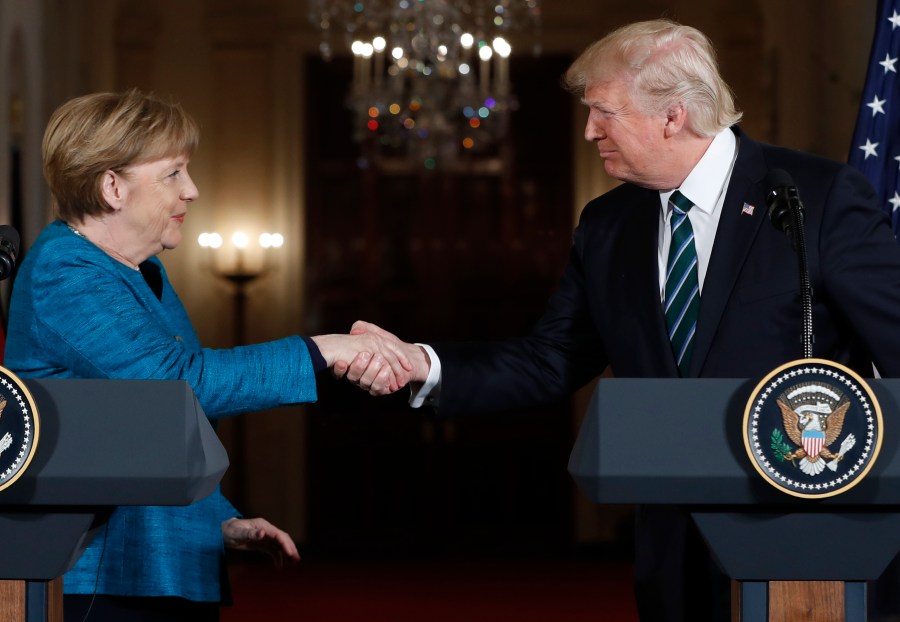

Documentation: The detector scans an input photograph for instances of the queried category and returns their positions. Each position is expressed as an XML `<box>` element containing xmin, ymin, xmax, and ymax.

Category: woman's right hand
<box><xmin>330</xmin><ymin>321</ymin><xmax>432</xmax><ymax>395</ymax></box>
<box><xmin>311</xmin><ymin>329</ymin><xmax>414</xmax><ymax>394</ymax></box>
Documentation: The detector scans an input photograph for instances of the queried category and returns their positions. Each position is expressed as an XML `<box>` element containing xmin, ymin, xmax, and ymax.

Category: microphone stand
<box><xmin>784</xmin><ymin>186</ymin><xmax>814</xmax><ymax>358</ymax></box>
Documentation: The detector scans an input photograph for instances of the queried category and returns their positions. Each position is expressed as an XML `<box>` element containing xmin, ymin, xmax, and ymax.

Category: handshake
<box><xmin>310</xmin><ymin>321</ymin><xmax>430</xmax><ymax>395</ymax></box>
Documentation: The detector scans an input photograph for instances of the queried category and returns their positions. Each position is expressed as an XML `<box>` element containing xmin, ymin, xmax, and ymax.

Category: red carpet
<box><xmin>222</xmin><ymin>558</ymin><xmax>639</xmax><ymax>621</ymax></box>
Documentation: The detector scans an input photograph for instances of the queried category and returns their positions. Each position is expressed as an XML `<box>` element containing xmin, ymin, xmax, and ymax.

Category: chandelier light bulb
<box><xmin>373</xmin><ymin>36</ymin><xmax>387</xmax><ymax>52</ymax></box>
<box><xmin>351</xmin><ymin>40</ymin><xmax>365</xmax><ymax>56</ymax></box>
<box><xmin>478</xmin><ymin>45</ymin><xmax>493</xmax><ymax>61</ymax></box>
<box><xmin>493</xmin><ymin>37</ymin><xmax>512</xmax><ymax>57</ymax></box>
<box><xmin>460</xmin><ymin>32</ymin><xmax>474</xmax><ymax>49</ymax></box>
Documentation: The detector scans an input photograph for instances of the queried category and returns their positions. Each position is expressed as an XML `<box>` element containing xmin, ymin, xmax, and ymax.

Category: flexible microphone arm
<box><xmin>765</xmin><ymin>170</ymin><xmax>814</xmax><ymax>359</ymax></box>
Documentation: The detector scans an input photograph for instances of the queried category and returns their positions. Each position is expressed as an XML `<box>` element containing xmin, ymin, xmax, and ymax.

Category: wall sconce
<box><xmin>198</xmin><ymin>231</ymin><xmax>284</xmax><ymax>276</ymax></box>
<box><xmin>198</xmin><ymin>230</ymin><xmax>284</xmax><ymax>345</ymax></box>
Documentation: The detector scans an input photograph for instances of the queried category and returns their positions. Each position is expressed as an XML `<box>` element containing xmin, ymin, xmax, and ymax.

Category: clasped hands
<box><xmin>311</xmin><ymin>321</ymin><xmax>429</xmax><ymax>395</ymax></box>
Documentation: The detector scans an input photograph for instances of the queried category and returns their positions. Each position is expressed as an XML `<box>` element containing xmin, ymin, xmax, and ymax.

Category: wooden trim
<box><xmin>768</xmin><ymin>581</ymin><xmax>843</xmax><ymax>622</ymax></box>
<box><xmin>0</xmin><ymin>581</ymin><xmax>25</xmax><ymax>622</ymax></box>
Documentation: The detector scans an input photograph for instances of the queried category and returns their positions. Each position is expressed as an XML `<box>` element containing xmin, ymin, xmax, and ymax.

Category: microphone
<box><xmin>765</xmin><ymin>169</ymin><xmax>813</xmax><ymax>358</ymax></box>
<box><xmin>0</xmin><ymin>225</ymin><xmax>20</xmax><ymax>281</ymax></box>
<box><xmin>765</xmin><ymin>168</ymin><xmax>805</xmax><ymax>246</ymax></box>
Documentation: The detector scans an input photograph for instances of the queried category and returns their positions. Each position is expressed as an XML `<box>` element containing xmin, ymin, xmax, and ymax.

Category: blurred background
<box><xmin>0</xmin><ymin>0</ymin><xmax>880</xmax><ymax>616</ymax></box>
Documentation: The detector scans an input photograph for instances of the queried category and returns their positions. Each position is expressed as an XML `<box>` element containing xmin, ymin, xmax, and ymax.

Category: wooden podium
<box><xmin>0</xmin><ymin>378</ymin><xmax>229</xmax><ymax>622</ymax></box>
<box><xmin>568</xmin><ymin>377</ymin><xmax>900</xmax><ymax>622</ymax></box>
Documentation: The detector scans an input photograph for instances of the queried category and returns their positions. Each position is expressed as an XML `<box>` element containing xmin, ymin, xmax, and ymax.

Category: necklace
<box><xmin>66</xmin><ymin>223</ymin><xmax>141</xmax><ymax>271</ymax></box>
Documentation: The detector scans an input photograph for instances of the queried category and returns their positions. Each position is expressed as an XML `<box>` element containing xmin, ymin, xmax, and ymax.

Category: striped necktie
<box><xmin>665</xmin><ymin>190</ymin><xmax>700</xmax><ymax>376</ymax></box>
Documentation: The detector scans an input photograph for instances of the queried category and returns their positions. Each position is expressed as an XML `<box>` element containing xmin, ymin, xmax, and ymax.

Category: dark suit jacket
<box><xmin>430</xmin><ymin>127</ymin><xmax>900</xmax><ymax>620</ymax></box>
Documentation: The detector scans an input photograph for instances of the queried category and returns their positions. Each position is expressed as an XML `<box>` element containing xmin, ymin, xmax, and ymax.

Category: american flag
<box><xmin>849</xmin><ymin>0</ymin><xmax>900</xmax><ymax>237</ymax></box>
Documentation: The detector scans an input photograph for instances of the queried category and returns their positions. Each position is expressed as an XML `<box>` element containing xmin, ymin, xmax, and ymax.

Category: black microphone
<box><xmin>0</xmin><ymin>225</ymin><xmax>20</xmax><ymax>281</ymax></box>
<box><xmin>765</xmin><ymin>168</ymin><xmax>805</xmax><ymax>246</ymax></box>
<box><xmin>765</xmin><ymin>169</ymin><xmax>813</xmax><ymax>358</ymax></box>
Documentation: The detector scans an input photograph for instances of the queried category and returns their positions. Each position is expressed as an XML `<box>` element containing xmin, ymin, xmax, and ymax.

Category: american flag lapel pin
<box><xmin>741</xmin><ymin>202</ymin><xmax>755</xmax><ymax>216</ymax></box>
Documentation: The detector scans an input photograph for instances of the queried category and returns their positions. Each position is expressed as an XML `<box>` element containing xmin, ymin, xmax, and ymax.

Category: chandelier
<box><xmin>307</xmin><ymin>0</ymin><xmax>542</xmax><ymax>168</ymax></box>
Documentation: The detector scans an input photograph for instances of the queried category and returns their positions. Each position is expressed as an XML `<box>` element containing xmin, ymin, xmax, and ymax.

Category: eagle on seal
<box><xmin>777</xmin><ymin>397</ymin><xmax>855</xmax><ymax>476</ymax></box>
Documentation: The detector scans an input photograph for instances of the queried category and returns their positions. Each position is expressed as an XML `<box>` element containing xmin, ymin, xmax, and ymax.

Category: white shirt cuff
<box><xmin>409</xmin><ymin>343</ymin><xmax>441</xmax><ymax>408</ymax></box>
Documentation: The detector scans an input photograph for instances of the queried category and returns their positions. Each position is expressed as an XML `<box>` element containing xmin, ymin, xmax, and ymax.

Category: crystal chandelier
<box><xmin>307</xmin><ymin>0</ymin><xmax>542</xmax><ymax>168</ymax></box>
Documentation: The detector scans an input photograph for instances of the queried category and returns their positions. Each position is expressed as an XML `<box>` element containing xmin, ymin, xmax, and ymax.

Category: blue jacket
<box><xmin>5</xmin><ymin>220</ymin><xmax>318</xmax><ymax>602</ymax></box>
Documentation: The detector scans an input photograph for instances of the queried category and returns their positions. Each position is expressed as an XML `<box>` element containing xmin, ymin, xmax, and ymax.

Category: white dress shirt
<box><xmin>658</xmin><ymin>128</ymin><xmax>737</xmax><ymax>297</ymax></box>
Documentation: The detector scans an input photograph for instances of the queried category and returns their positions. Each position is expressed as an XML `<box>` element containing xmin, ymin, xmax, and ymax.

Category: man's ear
<box><xmin>664</xmin><ymin>102</ymin><xmax>687</xmax><ymax>137</ymax></box>
<box><xmin>100</xmin><ymin>170</ymin><xmax>125</xmax><ymax>211</ymax></box>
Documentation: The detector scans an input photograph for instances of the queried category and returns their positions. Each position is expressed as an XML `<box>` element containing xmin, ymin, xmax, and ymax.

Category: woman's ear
<box><xmin>100</xmin><ymin>170</ymin><xmax>125</xmax><ymax>211</ymax></box>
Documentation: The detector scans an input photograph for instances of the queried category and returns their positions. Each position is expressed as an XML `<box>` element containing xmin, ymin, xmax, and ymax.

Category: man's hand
<box><xmin>333</xmin><ymin>321</ymin><xmax>431</xmax><ymax>395</ymax></box>
<box><xmin>222</xmin><ymin>517</ymin><xmax>300</xmax><ymax>568</ymax></box>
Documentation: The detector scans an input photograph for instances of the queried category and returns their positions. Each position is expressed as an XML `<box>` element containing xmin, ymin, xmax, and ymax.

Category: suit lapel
<box><xmin>612</xmin><ymin>187</ymin><xmax>679</xmax><ymax>376</ymax></box>
<box><xmin>689</xmin><ymin>132</ymin><xmax>769</xmax><ymax>376</ymax></box>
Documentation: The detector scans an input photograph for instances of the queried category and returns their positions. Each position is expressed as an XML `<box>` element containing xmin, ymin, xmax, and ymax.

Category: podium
<box><xmin>568</xmin><ymin>378</ymin><xmax>900</xmax><ymax>622</ymax></box>
<box><xmin>0</xmin><ymin>378</ymin><xmax>229</xmax><ymax>622</ymax></box>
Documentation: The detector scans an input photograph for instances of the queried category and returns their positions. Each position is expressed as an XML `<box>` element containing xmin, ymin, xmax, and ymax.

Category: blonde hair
<box><xmin>563</xmin><ymin>19</ymin><xmax>742</xmax><ymax>137</ymax></box>
<box><xmin>42</xmin><ymin>89</ymin><xmax>199</xmax><ymax>222</ymax></box>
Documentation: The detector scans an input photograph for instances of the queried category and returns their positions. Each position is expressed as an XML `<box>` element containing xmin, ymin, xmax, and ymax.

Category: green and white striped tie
<box><xmin>664</xmin><ymin>190</ymin><xmax>700</xmax><ymax>376</ymax></box>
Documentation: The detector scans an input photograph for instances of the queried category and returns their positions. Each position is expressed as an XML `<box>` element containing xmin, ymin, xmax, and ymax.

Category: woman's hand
<box><xmin>311</xmin><ymin>329</ymin><xmax>415</xmax><ymax>394</ymax></box>
<box><xmin>332</xmin><ymin>321</ymin><xmax>432</xmax><ymax>395</ymax></box>
<box><xmin>221</xmin><ymin>517</ymin><xmax>300</xmax><ymax>568</ymax></box>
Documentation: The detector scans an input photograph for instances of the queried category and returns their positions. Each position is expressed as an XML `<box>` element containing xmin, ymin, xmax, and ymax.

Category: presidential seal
<box><xmin>0</xmin><ymin>366</ymin><xmax>39</xmax><ymax>492</ymax></box>
<box><xmin>743</xmin><ymin>359</ymin><xmax>882</xmax><ymax>499</ymax></box>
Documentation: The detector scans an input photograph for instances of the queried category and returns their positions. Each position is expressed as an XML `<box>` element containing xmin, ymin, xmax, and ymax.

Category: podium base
<box><xmin>0</xmin><ymin>578</ymin><xmax>62</xmax><ymax>622</ymax></box>
<box><xmin>735</xmin><ymin>580</ymin><xmax>865</xmax><ymax>622</ymax></box>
